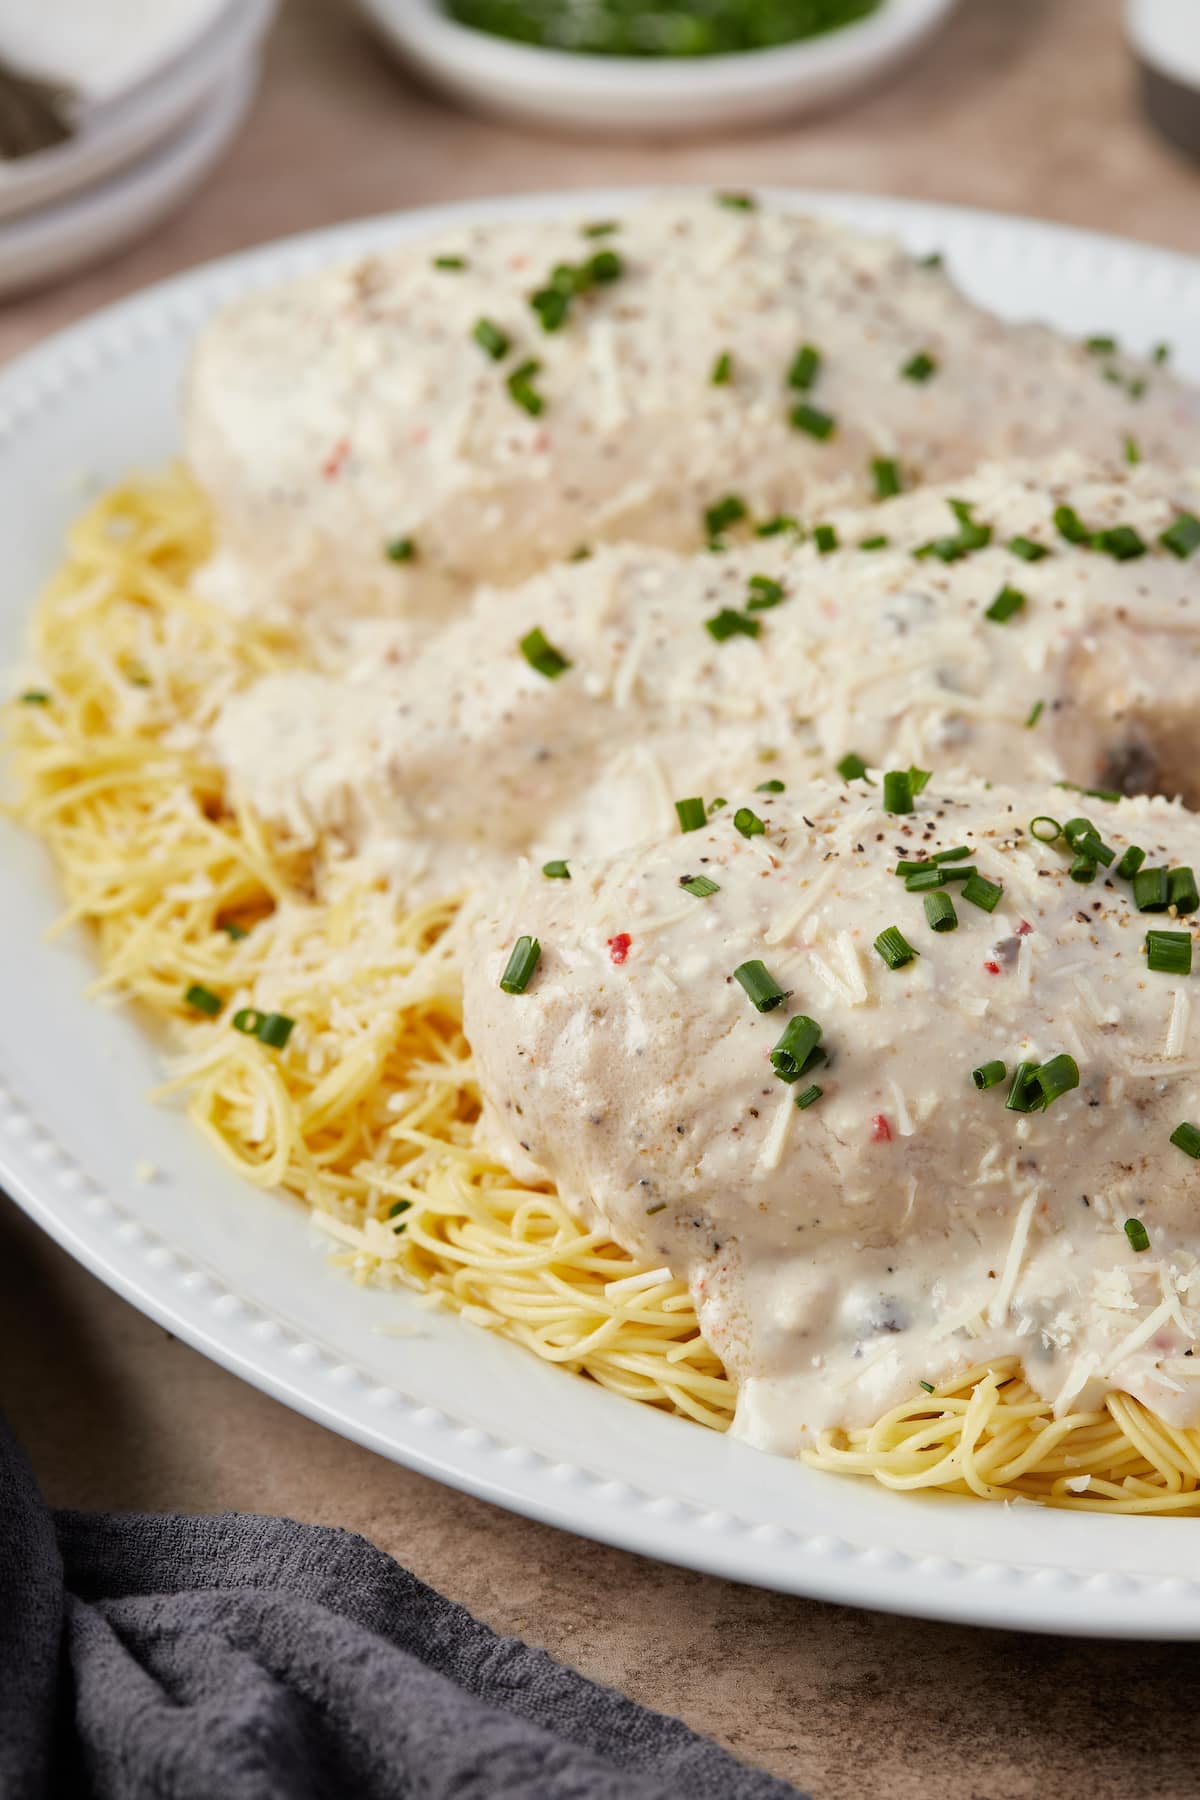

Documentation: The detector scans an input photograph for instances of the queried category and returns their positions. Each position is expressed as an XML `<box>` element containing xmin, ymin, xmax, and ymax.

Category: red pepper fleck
<box><xmin>984</xmin><ymin>960</ymin><xmax>1002</xmax><ymax>975</ymax></box>
<box><xmin>321</xmin><ymin>437</ymin><xmax>350</xmax><ymax>479</ymax></box>
<box><xmin>608</xmin><ymin>933</ymin><xmax>632</xmax><ymax>965</ymax></box>
<box><xmin>1017</xmin><ymin>919</ymin><xmax>1033</xmax><ymax>936</ymax></box>
<box><xmin>870</xmin><ymin>1114</ymin><xmax>892</xmax><ymax>1143</ymax></box>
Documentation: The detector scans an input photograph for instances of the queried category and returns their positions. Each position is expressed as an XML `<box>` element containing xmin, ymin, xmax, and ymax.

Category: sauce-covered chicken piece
<box><xmin>210</xmin><ymin>460</ymin><xmax>1200</xmax><ymax>901</ymax></box>
<box><xmin>186</xmin><ymin>198</ymin><xmax>1197</xmax><ymax>624</ymax></box>
<box><xmin>464</xmin><ymin>777</ymin><xmax>1200</xmax><ymax>1451</ymax></box>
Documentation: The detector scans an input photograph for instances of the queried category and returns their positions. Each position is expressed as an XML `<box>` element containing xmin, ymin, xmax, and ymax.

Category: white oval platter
<box><xmin>3</xmin><ymin>189</ymin><xmax>1200</xmax><ymax>1638</ymax></box>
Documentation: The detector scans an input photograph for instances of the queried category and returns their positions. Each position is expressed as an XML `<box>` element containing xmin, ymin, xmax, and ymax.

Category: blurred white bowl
<box><xmin>357</xmin><ymin>0</ymin><xmax>959</xmax><ymax>136</ymax></box>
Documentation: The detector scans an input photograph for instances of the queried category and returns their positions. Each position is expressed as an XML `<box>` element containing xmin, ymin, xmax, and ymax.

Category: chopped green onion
<box><xmin>919</xmin><ymin>1379</ymin><xmax>936</xmax><ymax>1394</ymax></box>
<box><xmin>710</xmin><ymin>350</ymin><xmax>733</xmax><ymax>386</ymax></box>
<box><xmin>708</xmin><ymin>797</ymin><xmax>727</xmax><ymax>815</ymax></box>
<box><xmin>770</xmin><ymin>1014</ymin><xmax>823</xmax><ymax>1082</ymax></box>
<box><xmin>1115</xmin><ymin>844</ymin><xmax>1146</xmax><ymax>881</ymax></box>
<box><xmin>1085</xmin><ymin>334</ymin><xmax>1118</xmax><ymax>354</ymax></box>
<box><xmin>19</xmin><ymin>689</ymin><xmax>50</xmax><ymax>705</ymax></box>
<box><xmin>874</xmin><ymin>926</ymin><xmax>918</xmax><ymax>970</ymax></box>
<box><xmin>883</xmin><ymin>768</ymin><xmax>919</xmax><ymax>814</ymax></box>
<box><xmin>232</xmin><ymin>1008</ymin><xmax>295</xmax><ymax>1049</ymax></box>
<box><xmin>1153</xmin><ymin>341</ymin><xmax>1171</xmax><ymax>364</ymax></box>
<box><xmin>1054</xmin><ymin>504</ymin><xmax>1089</xmax><ymax>544</ymax></box>
<box><xmin>813</xmin><ymin>523</ymin><xmax>839</xmax><ymax>554</ymax></box>
<box><xmin>499</xmin><ymin>936</ymin><xmax>541</xmax><ymax>994</ymax></box>
<box><xmin>1146</xmin><ymin>929</ymin><xmax>1192</xmax><ymax>975</ymax></box>
<box><xmin>219</xmin><ymin>921</ymin><xmax>249</xmax><ymax>940</ymax></box>
<box><xmin>473</xmin><ymin>317</ymin><xmax>509</xmax><ymax>359</ymax></box>
<box><xmin>962</xmin><ymin>872</ymin><xmax>1003</xmax><ymax>912</ymax></box>
<box><xmin>530</xmin><ymin>284</ymin><xmax>569</xmax><ymax>331</ymax></box>
<box><xmin>1133</xmin><ymin>867</ymin><xmax>1170</xmax><ymax>912</ymax></box>
<box><xmin>791</xmin><ymin>403</ymin><xmax>835</xmax><ymax>441</ymax></box>
<box><xmin>1070</xmin><ymin>857</ymin><xmax>1096</xmax><ymax>884</ymax></box>
<box><xmin>894</xmin><ymin>859</ymin><xmax>931</xmax><ymax>876</ymax></box>
<box><xmin>1008</xmin><ymin>535</ymin><xmax>1050</xmax><ymax>562</ymax></box>
<box><xmin>1170</xmin><ymin>867</ymin><xmax>1200</xmax><ymax>915</ymax></box>
<box><xmin>924</xmin><ymin>891</ymin><xmax>958</xmax><ymax>932</ymax></box>
<box><xmin>908</xmin><ymin>767</ymin><xmax>932</xmax><ymax>795</ymax></box>
<box><xmin>871</xmin><ymin>457</ymin><xmax>901</xmax><ymax>499</ymax></box>
<box><xmin>519</xmin><ymin>626</ymin><xmax>570</xmax><ymax>678</ymax></box>
<box><xmin>788</xmin><ymin>344</ymin><xmax>821</xmax><ymax>391</ymax></box>
<box><xmin>1160</xmin><ymin>512</ymin><xmax>1200</xmax><ymax>559</ymax></box>
<box><xmin>1026</xmin><ymin>699</ymin><xmax>1045</xmax><ymax>729</ymax></box>
<box><xmin>918</xmin><ymin>251</ymin><xmax>943</xmax><ymax>268</ymax></box>
<box><xmin>755</xmin><ymin>778</ymin><xmax>786</xmax><ymax>793</ymax></box>
<box><xmin>582</xmin><ymin>220</ymin><xmax>619</xmax><ymax>237</ymax></box>
<box><xmin>542</xmin><ymin>859</ymin><xmax>570</xmax><ymax>879</ymax></box>
<box><xmin>1004</xmin><ymin>1060</ymin><xmax>1041</xmax><ymax>1113</ymax></box>
<box><xmin>914</xmin><ymin>498</ymin><xmax>992</xmax><ymax>562</ymax></box>
<box><xmin>507</xmin><ymin>359</ymin><xmax>545</xmax><ymax>415</ymax></box>
<box><xmin>680</xmin><ymin>874</ymin><xmax>720</xmax><ymax>898</ymax></box>
<box><xmin>746</xmin><ymin>574</ymin><xmax>785</xmax><ymax>610</ymax></box>
<box><xmin>972</xmin><ymin>1059</ymin><xmax>1007</xmax><ymax>1091</ymax></box>
<box><xmin>184</xmin><ymin>984</ymin><xmax>222</xmax><ymax>1017</ymax></box>
<box><xmin>1093</xmin><ymin>524</ymin><xmax>1146</xmax><ymax>561</ymax></box>
<box><xmin>985</xmin><ymin>583</ymin><xmax>1026</xmax><ymax>623</ymax></box>
<box><xmin>1124</xmin><ymin>434</ymin><xmax>1141</xmax><ymax>466</ymax></box>
<box><xmin>733</xmin><ymin>959</ymin><xmax>786</xmax><ymax>1012</ymax></box>
<box><xmin>569</xmin><ymin>545</ymin><xmax>591</xmax><ymax>562</ymax></box>
<box><xmin>704</xmin><ymin>494</ymin><xmax>747</xmax><ymax>538</ymax></box>
<box><xmin>734</xmin><ymin>807</ymin><xmax>765</xmax><ymax>838</ymax></box>
<box><xmin>675</xmin><ymin>797</ymin><xmax>706</xmax><ymax>833</ymax></box>
<box><xmin>706</xmin><ymin>607</ymin><xmax>760</xmax><ymax>642</ymax></box>
<box><xmin>901</xmin><ymin>351</ymin><xmax>936</xmax><ymax>382</ymax></box>
<box><xmin>717</xmin><ymin>191</ymin><xmax>755</xmax><ymax>210</ymax></box>
<box><xmin>387</xmin><ymin>1200</ymin><xmax>411</xmax><ymax>1220</ymax></box>
<box><xmin>859</xmin><ymin>535</ymin><xmax>889</xmax><ymax>550</ymax></box>
<box><xmin>385</xmin><ymin>536</ymin><xmax>416</xmax><ymax>563</ymax></box>
<box><xmin>645</xmin><ymin>1201</ymin><xmax>667</xmax><ymax>1216</ymax></box>
<box><xmin>1031</xmin><ymin>1053</ymin><xmax>1079</xmax><ymax>1109</ymax></box>
<box><xmin>1171</xmin><ymin>1122</ymin><xmax>1200</xmax><ymax>1159</ymax></box>
<box><xmin>905</xmin><ymin>864</ymin><xmax>944</xmax><ymax>892</ymax></box>
<box><xmin>1030</xmin><ymin>816</ymin><xmax>1060</xmax><ymax>843</ymax></box>
<box><xmin>434</xmin><ymin>254</ymin><xmax>466</xmax><ymax>270</ymax></box>
<box><xmin>939</xmin><ymin>865</ymin><xmax>977</xmax><ymax>884</ymax></box>
<box><xmin>836</xmin><ymin>752</ymin><xmax>870</xmax><ymax>782</ymax></box>
<box><xmin>1124</xmin><ymin>1218</ymin><xmax>1151</xmax><ymax>1253</ymax></box>
<box><xmin>755</xmin><ymin>514</ymin><xmax>799</xmax><ymax>538</ymax></box>
<box><xmin>795</xmin><ymin>1084</ymin><xmax>823</xmax><ymax>1111</ymax></box>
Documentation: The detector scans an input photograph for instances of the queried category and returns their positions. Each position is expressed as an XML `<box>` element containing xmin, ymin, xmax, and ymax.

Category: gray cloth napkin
<box><xmin>0</xmin><ymin>1414</ymin><xmax>806</xmax><ymax>1800</ymax></box>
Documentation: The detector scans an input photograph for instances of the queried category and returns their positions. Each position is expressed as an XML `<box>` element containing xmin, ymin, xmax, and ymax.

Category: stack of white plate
<box><xmin>0</xmin><ymin>0</ymin><xmax>275</xmax><ymax>300</ymax></box>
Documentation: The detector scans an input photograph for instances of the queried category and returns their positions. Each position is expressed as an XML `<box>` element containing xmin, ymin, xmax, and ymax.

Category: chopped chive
<box><xmin>1153</xmin><ymin>341</ymin><xmax>1171</xmax><ymax>364</ymax></box>
<box><xmin>1124</xmin><ymin>1217</ymin><xmax>1151</xmax><ymax>1252</ymax></box>
<box><xmin>770</xmin><ymin>1014</ymin><xmax>823</xmax><ymax>1082</ymax></box>
<box><xmin>1171</xmin><ymin>1122</ymin><xmax>1200</xmax><ymax>1159</ymax></box>
<box><xmin>733</xmin><ymin>959</ymin><xmax>786</xmax><ymax>1012</ymax></box>
<box><xmin>985</xmin><ymin>583</ymin><xmax>1026</xmax><ymax>623</ymax></box>
<box><xmin>1093</xmin><ymin>524</ymin><xmax>1146</xmax><ymax>561</ymax></box>
<box><xmin>1031</xmin><ymin>1053</ymin><xmax>1079</xmax><ymax>1109</ymax></box>
<box><xmin>19</xmin><ymin>689</ymin><xmax>50</xmax><ymax>704</ymax></box>
<box><xmin>707</xmin><ymin>797</ymin><xmax>727</xmax><ymax>815</ymax></box>
<box><xmin>704</xmin><ymin>494</ymin><xmax>747</xmax><ymax>538</ymax></box>
<box><xmin>1161</xmin><ymin>512</ymin><xmax>1200</xmax><ymax>559</ymax></box>
<box><xmin>1008</xmin><ymin>535</ymin><xmax>1050</xmax><ymax>562</ymax></box>
<box><xmin>931</xmin><ymin>843</ymin><xmax>969</xmax><ymax>863</ymax></box>
<box><xmin>919</xmin><ymin>1379</ymin><xmax>936</xmax><ymax>1394</ymax></box>
<box><xmin>883</xmin><ymin>769</ymin><xmax>917</xmax><ymax>814</ymax></box>
<box><xmin>506</xmin><ymin>358</ymin><xmax>545</xmax><ymax>416</ymax></box>
<box><xmin>385</xmin><ymin>536</ymin><xmax>416</xmax><ymax>563</ymax></box>
<box><xmin>972</xmin><ymin>1059</ymin><xmax>1007</xmax><ymax>1091</ymax></box>
<box><xmin>387</xmin><ymin>1200</ymin><xmax>411</xmax><ymax>1219</ymax></box>
<box><xmin>680</xmin><ymin>873</ymin><xmax>720</xmax><ymax>898</ymax></box>
<box><xmin>1054</xmin><ymin>504</ymin><xmax>1089</xmax><ymax>544</ymax></box>
<box><xmin>734</xmin><ymin>807</ymin><xmax>765</xmax><ymax>838</ymax></box>
<box><xmin>874</xmin><ymin>926</ymin><xmax>918</xmax><ymax>970</ymax></box>
<box><xmin>755</xmin><ymin>778</ymin><xmax>786</xmax><ymax>793</ymax></box>
<box><xmin>908</xmin><ymin>767</ymin><xmax>932</xmax><ymax>795</ymax></box>
<box><xmin>905</xmin><ymin>864</ymin><xmax>944</xmax><ymax>892</ymax></box>
<box><xmin>1004</xmin><ymin>1060</ymin><xmax>1041</xmax><ymax>1113</ymax></box>
<box><xmin>706</xmin><ymin>607</ymin><xmax>760</xmax><ymax>642</ymax></box>
<box><xmin>1170</xmin><ymin>867</ymin><xmax>1200</xmax><ymax>915</ymax></box>
<box><xmin>219</xmin><ymin>921</ymin><xmax>249</xmax><ymax>940</ymax></box>
<box><xmin>184</xmin><ymin>984</ymin><xmax>222</xmax><ymax>1016</ymax></box>
<box><xmin>519</xmin><ymin>626</ymin><xmax>570</xmax><ymax>678</ymax></box>
<box><xmin>918</xmin><ymin>251</ymin><xmax>943</xmax><ymax>268</ymax></box>
<box><xmin>1061</xmin><ymin>816</ymin><xmax>1097</xmax><ymax>850</ymax></box>
<box><xmin>795</xmin><ymin>1084</ymin><xmax>823</xmax><ymax>1111</ymax></box>
<box><xmin>894</xmin><ymin>859</ymin><xmax>930</xmax><ymax>876</ymax></box>
<box><xmin>746</xmin><ymin>574</ymin><xmax>785</xmax><ymax>610</ymax></box>
<box><xmin>871</xmin><ymin>457</ymin><xmax>902</xmax><ymax>500</ymax></box>
<box><xmin>1116</xmin><ymin>844</ymin><xmax>1146</xmax><ymax>881</ymax></box>
<box><xmin>1085</xmin><ymin>334</ymin><xmax>1118</xmax><ymax>354</ymax></box>
<box><xmin>962</xmin><ymin>872</ymin><xmax>1003</xmax><ymax>912</ymax></box>
<box><xmin>645</xmin><ymin>1201</ymin><xmax>667</xmax><ymax>1215</ymax></box>
<box><xmin>531</xmin><ymin>284</ymin><xmax>570</xmax><ymax>331</ymax></box>
<box><xmin>914</xmin><ymin>497</ymin><xmax>991</xmax><ymax>562</ymax></box>
<box><xmin>232</xmin><ymin>1008</ymin><xmax>263</xmax><ymax>1037</ymax></box>
<box><xmin>788</xmin><ymin>344</ymin><xmax>821</xmax><ymax>391</ymax></box>
<box><xmin>1026</xmin><ymin>699</ymin><xmax>1045</xmax><ymax>729</ymax></box>
<box><xmin>1133</xmin><ymin>868</ymin><xmax>1171</xmax><ymax>912</ymax></box>
<box><xmin>434</xmin><ymin>254</ymin><xmax>467</xmax><ymax>269</ymax></box>
<box><xmin>1146</xmin><ymin>929</ymin><xmax>1192</xmax><ymax>975</ymax></box>
<box><xmin>791</xmin><ymin>403</ymin><xmax>835</xmax><ymax>441</ymax></box>
<box><xmin>901</xmin><ymin>351</ymin><xmax>936</xmax><ymax>382</ymax></box>
<box><xmin>499</xmin><ymin>936</ymin><xmax>541</xmax><ymax>994</ymax></box>
<box><xmin>1030</xmin><ymin>815</ymin><xmax>1061</xmax><ymax>843</ymax></box>
<box><xmin>675</xmin><ymin>797</ymin><xmax>706</xmax><ymax>833</ymax></box>
<box><xmin>1124</xmin><ymin>434</ymin><xmax>1141</xmax><ymax>465</ymax></box>
<box><xmin>755</xmin><ymin>513</ymin><xmax>799</xmax><ymax>538</ymax></box>
<box><xmin>836</xmin><ymin>752</ymin><xmax>870</xmax><ymax>782</ymax></box>
<box><xmin>859</xmin><ymin>534</ymin><xmax>889</xmax><ymax>550</ymax></box>
<box><xmin>717</xmin><ymin>191</ymin><xmax>755</xmax><ymax>210</ymax></box>
<box><xmin>569</xmin><ymin>545</ymin><xmax>591</xmax><ymax>562</ymax></box>
<box><xmin>542</xmin><ymin>859</ymin><xmax>570</xmax><ymax>879</ymax></box>
<box><xmin>1070</xmin><ymin>858</ymin><xmax>1096</xmax><ymax>884</ymax></box>
<box><xmin>582</xmin><ymin>220</ymin><xmax>619</xmax><ymax>237</ymax></box>
<box><xmin>924</xmin><ymin>891</ymin><xmax>958</xmax><ymax>932</ymax></box>
<box><xmin>473</xmin><ymin>317</ymin><xmax>509</xmax><ymax>359</ymax></box>
<box><xmin>813</xmin><ymin>523</ymin><xmax>839</xmax><ymax>554</ymax></box>
<box><xmin>711</xmin><ymin>350</ymin><xmax>733</xmax><ymax>386</ymax></box>
<box><xmin>939</xmin><ymin>866</ymin><xmax>977</xmax><ymax>884</ymax></box>
<box><xmin>256</xmin><ymin>1012</ymin><xmax>296</xmax><ymax>1050</ymax></box>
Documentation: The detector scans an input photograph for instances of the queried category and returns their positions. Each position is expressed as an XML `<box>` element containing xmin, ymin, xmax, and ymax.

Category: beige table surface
<box><xmin>6</xmin><ymin>2</ymin><xmax>1200</xmax><ymax>1795</ymax></box>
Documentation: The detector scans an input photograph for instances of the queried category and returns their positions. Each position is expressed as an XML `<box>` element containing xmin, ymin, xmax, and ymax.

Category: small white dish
<box><xmin>0</xmin><ymin>0</ymin><xmax>274</xmax><ymax>225</ymax></box>
<box><xmin>357</xmin><ymin>0</ymin><xmax>959</xmax><ymax>137</ymax></box>
<box><xmin>0</xmin><ymin>59</ymin><xmax>259</xmax><ymax>300</ymax></box>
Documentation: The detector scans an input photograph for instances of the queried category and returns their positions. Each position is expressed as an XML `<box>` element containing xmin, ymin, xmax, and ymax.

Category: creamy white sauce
<box><xmin>464</xmin><ymin>781</ymin><xmax>1200</xmax><ymax>1450</ymax></box>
